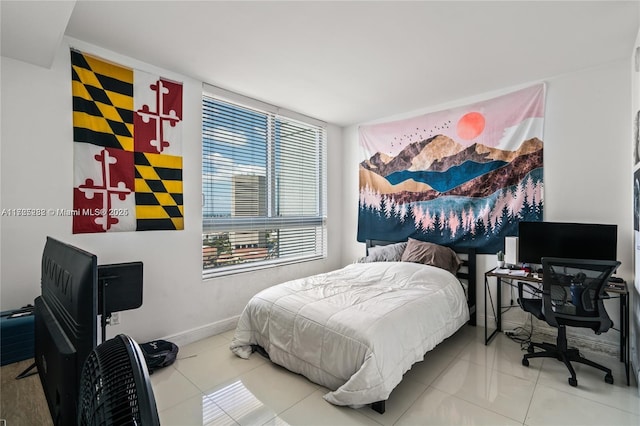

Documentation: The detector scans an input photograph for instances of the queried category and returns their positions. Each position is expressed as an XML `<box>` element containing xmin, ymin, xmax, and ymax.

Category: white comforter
<box><xmin>230</xmin><ymin>261</ymin><xmax>469</xmax><ymax>407</ymax></box>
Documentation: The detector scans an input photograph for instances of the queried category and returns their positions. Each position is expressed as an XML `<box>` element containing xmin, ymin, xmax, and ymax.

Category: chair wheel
<box><xmin>605</xmin><ymin>374</ymin><xmax>614</xmax><ymax>384</ymax></box>
<box><xmin>568</xmin><ymin>377</ymin><xmax>577</xmax><ymax>387</ymax></box>
<box><xmin>522</xmin><ymin>358</ymin><xmax>529</xmax><ymax>367</ymax></box>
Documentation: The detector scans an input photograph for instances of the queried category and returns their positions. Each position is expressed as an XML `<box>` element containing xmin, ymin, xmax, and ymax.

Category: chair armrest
<box><xmin>518</xmin><ymin>281</ymin><xmax>542</xmax><ymax>300</ymax></box>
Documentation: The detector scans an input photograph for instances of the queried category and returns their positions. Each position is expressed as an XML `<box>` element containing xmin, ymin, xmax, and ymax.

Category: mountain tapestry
<box><xmin>71</xmin><ymin>49</ymin><xmax>184</xmax><ymax>233</ymax></box>
<box><xmin>358</xmin><ymin>84</ymin><xmax>545</xmax><ymax>253</ymax></box>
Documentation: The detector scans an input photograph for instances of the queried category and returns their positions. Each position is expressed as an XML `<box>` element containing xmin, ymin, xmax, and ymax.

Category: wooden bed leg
<box><xmin>371</xmin><ymin>400</ymin><xmax>386</xmax><ymax>414</ymax></box>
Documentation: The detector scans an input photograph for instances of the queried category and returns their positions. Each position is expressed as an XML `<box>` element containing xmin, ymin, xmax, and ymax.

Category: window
<box><xmin>202</xmin><ymin>87</ymin><xmax>327</xmax><ymax>278</ymax></box>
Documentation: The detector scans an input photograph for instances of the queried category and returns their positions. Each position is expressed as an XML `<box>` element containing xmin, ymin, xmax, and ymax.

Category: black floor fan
<box><xmin>77</xmin><ymin>334</ymin><xmax>160</xmax><ymax>426</ymax></box>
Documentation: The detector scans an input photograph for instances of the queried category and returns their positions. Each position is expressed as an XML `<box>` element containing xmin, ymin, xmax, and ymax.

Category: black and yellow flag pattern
<box><xmin>71</xmin><ymin>50</ymin><xmax>135</xmax><ymax>152</ymax></box>
<box><xmin>135</xmin><ymin>152</ymin><xmax>184</xmax><ymax>231</ymax></box>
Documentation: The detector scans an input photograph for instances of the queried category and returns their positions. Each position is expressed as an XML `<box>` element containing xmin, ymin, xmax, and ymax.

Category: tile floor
<box><xmin>149</xmin><ymin>326</ymin><xmax>640</xmax><ymax>425</ymax></box>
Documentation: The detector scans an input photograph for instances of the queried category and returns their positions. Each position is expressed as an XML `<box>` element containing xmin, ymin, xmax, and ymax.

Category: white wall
<box><xmin>0</xmin><ymin>37</ymin><xmax>344</xmax><ymax>345</ymax></box>
<box><xmin>340</xmin><ymin>59</ymin><xmax>633</xmax><ymax>352</ymax></box>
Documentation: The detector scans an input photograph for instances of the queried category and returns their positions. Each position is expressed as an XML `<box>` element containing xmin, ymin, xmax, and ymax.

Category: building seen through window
<box><xmin>202</xmin><ymin>94</ymin><xmax>326</xmax><ymax>276</ymax></box>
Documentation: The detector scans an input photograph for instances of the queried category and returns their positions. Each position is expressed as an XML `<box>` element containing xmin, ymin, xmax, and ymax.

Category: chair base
<box><xmin>522</xmin><ymin>327</ymin><xmax>614</xmax><ymax>387</ymax></box>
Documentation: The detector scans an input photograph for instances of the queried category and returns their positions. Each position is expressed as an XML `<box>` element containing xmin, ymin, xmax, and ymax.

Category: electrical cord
<box><xmin>504</xmin><ymin>313</ymin><xmax>534</xmax><ymax>350</ymax></box>
<box><xmin>487</xmin><ymin>276</ymin><xmax>541</xmax><ymax>350</ymax></box>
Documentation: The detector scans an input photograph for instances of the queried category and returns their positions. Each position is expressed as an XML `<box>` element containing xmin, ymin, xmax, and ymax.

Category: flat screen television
<box><xmin>518</xmin><ymin>221</ymin><xmax>617</xmax><ymax>265</ymax></box>
<box><xmin>35</xmin><ymin>237</ymin><xmax>98</xmax><ymax>425</ymax></box>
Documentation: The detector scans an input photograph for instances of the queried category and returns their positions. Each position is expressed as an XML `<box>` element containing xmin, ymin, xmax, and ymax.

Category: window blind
<box><xmin>202</xmin><ymin>95</ymin><xmax>327</xmax><ymax>277</ymax></box>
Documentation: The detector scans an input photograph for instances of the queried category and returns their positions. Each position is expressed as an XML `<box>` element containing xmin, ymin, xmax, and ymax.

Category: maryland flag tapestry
<box><xmin>358</xmin><ymin>84</ymin><xmax>545</xmax><ymax>253</ymax></box>
<box><xmin>71</xmin><ymin>49</ymin><xmax>184</xmax><ymax>233</ymax></box>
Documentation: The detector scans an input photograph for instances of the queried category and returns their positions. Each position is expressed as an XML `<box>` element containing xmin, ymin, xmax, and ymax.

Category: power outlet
<box><xmin>110</xmin><ymin>312</ymin><xmax>120</xmax><ymax>325</ymax></box>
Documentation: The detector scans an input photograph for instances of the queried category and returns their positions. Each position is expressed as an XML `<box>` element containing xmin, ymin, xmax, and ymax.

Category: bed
<box><xmin>230</xmin><ymin>238</ymin><xmax>476</xmax><ymax>413</ymax></box>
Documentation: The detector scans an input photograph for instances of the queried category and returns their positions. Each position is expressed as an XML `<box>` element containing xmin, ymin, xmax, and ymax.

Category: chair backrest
<box><xmin>541</xmin><ymin>257</ymin><xmax>620</xmax><ymax>334</ymax></box>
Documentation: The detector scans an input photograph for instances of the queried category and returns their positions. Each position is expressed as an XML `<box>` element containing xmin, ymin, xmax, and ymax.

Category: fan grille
<box><xmin>78</xmin><ymin>334</ymin><xmax>158</xmax><ymax>426</ymax></box>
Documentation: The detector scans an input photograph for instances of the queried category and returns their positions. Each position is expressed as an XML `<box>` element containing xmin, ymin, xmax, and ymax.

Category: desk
<box><xmin>484</xmin><ymin>268</ymin><xmax>630</xmax><ymax>385</ymax></box>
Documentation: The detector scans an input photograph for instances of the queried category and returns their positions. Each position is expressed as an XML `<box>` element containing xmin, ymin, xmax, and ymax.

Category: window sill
<box><xmin>202</xmin><ymin>254</ymin><xmax>325</xmax><ymax>281</ymax></box>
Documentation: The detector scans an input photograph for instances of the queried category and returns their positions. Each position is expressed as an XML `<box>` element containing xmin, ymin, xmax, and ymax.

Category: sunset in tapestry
<box><xmin>358</xmin><ymin>84</ymin><xmax>545</xmax><ymax>253</ymax></box>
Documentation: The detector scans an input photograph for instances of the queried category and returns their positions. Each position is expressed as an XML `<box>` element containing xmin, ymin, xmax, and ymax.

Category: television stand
<box><xmin>15</xmin><ymin>361</ymin><xmax>37</xmax><ymax>380</ymax></box>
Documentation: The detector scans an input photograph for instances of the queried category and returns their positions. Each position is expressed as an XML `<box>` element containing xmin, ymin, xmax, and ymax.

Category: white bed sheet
<box><xmin>230</xmin><ymin>261</ymin><xmax>469</xmax><ymax>407</ymax></box>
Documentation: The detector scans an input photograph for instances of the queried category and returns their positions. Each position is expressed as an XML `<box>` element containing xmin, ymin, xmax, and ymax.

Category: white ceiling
<box><xmin>2</xmin><ymin>1</ymin><xmax>639</xmax><ymax>126</ymax></box>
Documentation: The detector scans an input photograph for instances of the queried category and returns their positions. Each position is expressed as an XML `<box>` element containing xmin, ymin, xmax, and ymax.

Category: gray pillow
<box><xmin>400</xmin><ymin>238</ymin><xmax>462</xmax><ymax>275</ymax></box>
<box><xmin>358</xmin><ymin>242</ymin><xmax>408</xmax><ymax>263</ymax></box>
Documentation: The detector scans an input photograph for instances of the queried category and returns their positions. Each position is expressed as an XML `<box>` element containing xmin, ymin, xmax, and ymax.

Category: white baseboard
<box><xmin>161</xmin><ymin>314</ymin><xmax>623</xmax><ymax>368</ymax></box>
<box><xmin>479</xmin><ymin>315</ymin><xmax>619</xmax><ymax>357</ymax></box>
<box><xmin>160</xmin><ymin>315</ymin><xmax>240</xmax><ymax>348</ymax></box>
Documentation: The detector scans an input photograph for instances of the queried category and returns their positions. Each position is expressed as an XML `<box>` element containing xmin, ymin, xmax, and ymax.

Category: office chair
<box><xmin>517</xmin><ymin>257</ymin><xmax>620</xmax><ymax>387</ymax></box>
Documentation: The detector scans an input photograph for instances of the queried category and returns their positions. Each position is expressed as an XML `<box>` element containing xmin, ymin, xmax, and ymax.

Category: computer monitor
<box><xmin>98</xmin><ymin>262</ymin><xmax>144</xmax><ymax>315</ymax></box>
<box><xmin>35</xmin><ymin>237</ymin><xmax>98</xmax><ymax>425</ymax></box>
<box><xmin>518</xmin><ymin>221</ymin><xmax>617</xmax><ymax>265</ymax></box>
<box><xmin>97</xmin><ymin>262</ymin><xmax>144</xmax><ymax>340</ymax></box>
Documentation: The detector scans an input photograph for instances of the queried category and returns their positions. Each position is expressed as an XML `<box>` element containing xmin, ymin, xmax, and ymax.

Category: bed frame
<box><xmin>364</xmin><ymin>239</ymin><xmax>477</xmax><ymax>414</ymax></box>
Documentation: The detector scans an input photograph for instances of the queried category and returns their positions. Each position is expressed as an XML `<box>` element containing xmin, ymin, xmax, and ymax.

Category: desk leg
<box><xmin>484</xmin><ymin>276</ymin><xmax>488</xmax><ymax>344</ymax></box>
<box><xmin>621</xmin><ymin>292</ymin><xmax>629</xmax><ymax>385</ymax></box>
<box><xmin>497</xmin><ymin>276</ymin><xmax>502</xmax><ymax>332</ymax></box>
<box><xmin>619</xmin><ymin>294</ymin><xmax>624</xmax><ymax>363</ymax></box>
<box><xmin>484</xmin><ymin>275</ymin><xmax>501</xmax><ymax>345</ymax></box>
